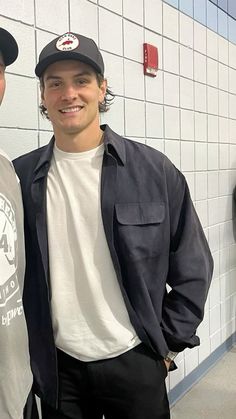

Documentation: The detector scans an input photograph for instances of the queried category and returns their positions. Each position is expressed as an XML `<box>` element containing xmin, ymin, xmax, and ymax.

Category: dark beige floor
<box><xmin>170</xmin><ymin>346</ymin><xmax>236</xmax><ymax>419</ymax></box>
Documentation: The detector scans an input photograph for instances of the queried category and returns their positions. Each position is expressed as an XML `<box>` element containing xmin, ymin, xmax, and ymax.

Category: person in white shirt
<box><xmin>13</xmin><ymin>31</ymin><xmax>213</xmax><ymax>419</ymax></box>
<box><xmin>0</xmin><ymin>27</ymin><xmax>37</xmax><ymax>419</ymax></box>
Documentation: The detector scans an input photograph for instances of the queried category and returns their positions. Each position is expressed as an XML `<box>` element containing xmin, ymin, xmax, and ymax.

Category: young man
<box><xmin>13</xmin><ymin>32</ymin><xmax>213</xmax><ymax>419</ymax></box>
<box><xmin>0</xmin><ymin>28</ymin><xmax>36</xmax><ymax>419</ymax></box>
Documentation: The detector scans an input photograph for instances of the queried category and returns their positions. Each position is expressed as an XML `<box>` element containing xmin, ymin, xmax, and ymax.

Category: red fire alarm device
<box><xmin>143</xmin><ymin>43</ymin><xmax>158</xmax><ymax>77</ymax></box>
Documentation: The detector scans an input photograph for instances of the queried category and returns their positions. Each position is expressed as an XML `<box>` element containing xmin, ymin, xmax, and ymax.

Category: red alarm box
<box><xmin>143</xmin><ymin>43</ymin><xmax>158</xmax><ymax>77</ymax></box>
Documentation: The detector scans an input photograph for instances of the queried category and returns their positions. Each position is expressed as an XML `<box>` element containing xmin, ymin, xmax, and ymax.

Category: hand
<box><xmin>164</xmin><ymin>358</ymin><xmax>172</xmax><ymax>372</ymax></box>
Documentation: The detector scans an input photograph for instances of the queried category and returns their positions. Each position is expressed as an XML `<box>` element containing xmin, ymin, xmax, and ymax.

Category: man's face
<box><xmin>0</xmin><ymin>52</ymin><xmax>6</xmax><ymax>105</ymax></box>
<box><xmin>41</xmin><ymin>60</ymin><xmax>107</xmax><ymax>138</ymax></box>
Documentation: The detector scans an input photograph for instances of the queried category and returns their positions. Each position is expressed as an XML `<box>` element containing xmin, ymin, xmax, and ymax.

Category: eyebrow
<box><xmin>44</xmin><ymin>71</ymin><xmax>93</xmax><ymax>82</ymax></box>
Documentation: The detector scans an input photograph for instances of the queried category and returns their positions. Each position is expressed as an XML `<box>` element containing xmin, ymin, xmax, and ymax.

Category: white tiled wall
<box><xmin>0</xmin><ymin>0</ymin><xmax>236</xmax><ymax>399</ymax></box>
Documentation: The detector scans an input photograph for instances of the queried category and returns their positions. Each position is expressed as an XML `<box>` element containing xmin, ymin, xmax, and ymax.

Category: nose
<box><xmin>61</xmin><ymin>84</ymin><xmax>77</xmax><ymax>101</ymax></box>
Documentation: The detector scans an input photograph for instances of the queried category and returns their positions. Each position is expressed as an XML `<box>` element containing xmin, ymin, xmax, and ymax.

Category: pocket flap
<box><xmin>115</xmin><ymin>202</ymin><xmax>165</xmax><ymax>225</ymax></box>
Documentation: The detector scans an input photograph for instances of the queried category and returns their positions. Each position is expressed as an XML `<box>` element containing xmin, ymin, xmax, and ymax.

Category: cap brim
<box><xmin>35</xmin><ymin>51</ymin><xmax>103</xmax><ymax>77</ymax></box>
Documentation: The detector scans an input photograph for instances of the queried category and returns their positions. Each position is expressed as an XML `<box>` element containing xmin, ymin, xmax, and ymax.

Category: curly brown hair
<box><xmin>39</xmin><ymin>72</ymin><xmax>115</xmax><ymax>120</ymax></box>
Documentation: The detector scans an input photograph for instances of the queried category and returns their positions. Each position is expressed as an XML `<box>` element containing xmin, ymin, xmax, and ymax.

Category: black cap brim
<box><xmin>0</xmin><ymin>28</ymin><xmax>18</xmax><ymax>66</ymax></box>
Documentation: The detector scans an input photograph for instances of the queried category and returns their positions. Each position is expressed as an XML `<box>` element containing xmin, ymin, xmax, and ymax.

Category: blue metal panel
<box><xmin>228</xmin><ymin>0</ymin><xmax>236</xmax><ymax>19</ymax></box>
<box><xmin>179</xmin><ymin>0</ymin><xmax>194</xmax><ymax>17</ymax></box>
<box><xmin>194</xmin><ymin>0</ymin><xmax>207</xmax><ymax>25</ymax></box>
<box><xmin>229</xmin><ymin>15</ymin><xmax>236</xmax><ymax>43</ymax></box>
<box><xmin>207</xmin><ymin>1</ymin><xmax>218</xmax><ymax>31</ymax></box>
<box><xmin>218</xmin><ymin>0</ymin><xmax>228</xmax><ymax>12</ymax></box>
<box><xmin>163</xmin><ymin>0</ymin><xmax>236</xmax><ymax>45</ymax></box>
<box><xmin>164</xmin><ymin>0</ymin><xmax>179</xmax><ymax>8</ymax></box>
<box><xmin>218</xmin><ymin>7</ymin><xmax>228</xmax><ymax>38</ymax></box>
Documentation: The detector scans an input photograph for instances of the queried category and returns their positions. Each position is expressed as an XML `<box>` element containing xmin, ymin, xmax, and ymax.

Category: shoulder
<box><xmin>13</xmin><ymin>146</ymin><xmax>46</xmax><ymax>166</ymax></box>
<box><xmin>123</xmin><ymin>137</ymin><xmax>182</xmax><ymax>178</ymax></box>
<box><xmin>124</xmin><ymin>138</ymin><xmax>163</xmax><ymax>156</ymax></box>
<box><xmin>0</xmin><ymin>148</ymin><xmax>14</xmax><ymax>169</ymax></box>
<box><xmin>0</xmin><ymin>148</ymin><xmax>11</xmax><ymax>161</ymax></box>
<box><xmin>13</xmin><ymin>141</ymin><xmax>52</xmax><ymax>177</ymax></box>
<box><xmin>106</xmin><ymin>125</ymin><xmax>185</xmax><ymax>186</ymax></box>
<box><xmin>114</xmin><ymin>134</ymin><xmax>186</xmax><ymax>196</ymax></box>
<box><xmin>0</xmin><ymin>148</ymin><xmax>20</xmax><ymax>182</ymax></box>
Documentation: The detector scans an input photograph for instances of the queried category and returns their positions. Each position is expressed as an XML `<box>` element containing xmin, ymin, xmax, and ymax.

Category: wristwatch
<box><xmin>164</xmin><ymin>351</ymin><xmax>178</xmax><ymax>363</ymax></box>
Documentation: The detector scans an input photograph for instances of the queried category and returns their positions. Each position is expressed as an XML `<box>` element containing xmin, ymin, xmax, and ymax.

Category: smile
<box><xmin>60</xmin><ymin>106</ymin><xmax>83</xmax><ymax>113</ymax></box>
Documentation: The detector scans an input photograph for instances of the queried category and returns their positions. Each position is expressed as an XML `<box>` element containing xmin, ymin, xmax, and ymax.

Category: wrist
<box><xmin>164</xmin><ymin>351</ymin><xmax>178</xmax><ymax>363</ymax></box>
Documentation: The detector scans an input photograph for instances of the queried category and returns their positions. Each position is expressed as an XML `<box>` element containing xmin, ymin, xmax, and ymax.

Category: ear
<box><xmin>40</xmin><ymin>83</ymin><xmax>46</xmax><ymax>107</ymax></box>
<box><xmin>99</xmin><ymin>78</ymin><xmax>107</xmax><ymax>102</ymax></box>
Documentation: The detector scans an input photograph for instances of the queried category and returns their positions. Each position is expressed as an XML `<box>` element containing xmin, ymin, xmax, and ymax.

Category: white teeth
<box><xmin>61</xmin><ymin>107</ymin><xmax>81</xmax><ymax>113</ymax></box>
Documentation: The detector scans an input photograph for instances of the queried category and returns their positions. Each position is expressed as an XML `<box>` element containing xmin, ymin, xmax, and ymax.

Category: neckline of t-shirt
<box><xmin>53</xmin><ymin>142</ymin><xmax>105</xmax><ymax>161</ymax></box>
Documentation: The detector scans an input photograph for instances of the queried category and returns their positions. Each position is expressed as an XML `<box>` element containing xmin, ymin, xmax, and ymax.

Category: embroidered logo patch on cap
<box><xmin>56</xmin><ymin>33</ymin><xmax>79</xmax><ymax>51</ymax></box>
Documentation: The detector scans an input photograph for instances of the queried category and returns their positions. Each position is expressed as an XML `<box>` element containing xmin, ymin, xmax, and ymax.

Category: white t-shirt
<box><xmin>47</xmin><ymin>143</ymin><xmax>140</xmax><ymax>361</ymax></box>
<box><xmin>0</xmin><ymin>150</ymin><xmax>32</xmax><ymax>419</ymax></box>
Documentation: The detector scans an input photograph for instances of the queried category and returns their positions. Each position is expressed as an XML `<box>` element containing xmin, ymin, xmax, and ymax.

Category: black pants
<box><xmin>41</xmin><ymin>343</ymin><xmax>170</xmax><ymax>419</ymax></box>
<box><xmin>24</xmin><ymin>391</ymin><xmax>39</xmax><ymax>419</ymax></box>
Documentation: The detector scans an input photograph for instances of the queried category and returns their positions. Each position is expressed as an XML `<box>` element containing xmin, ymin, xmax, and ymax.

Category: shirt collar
<box><xmin>33</xmin><ymin>124</ymin><xmax>126</xmax><ymax>179</ymax></box>
<box><xmin>101</xmin><ymin>124</ymin><xmax>126</xmax><ymax>165</ymax></box>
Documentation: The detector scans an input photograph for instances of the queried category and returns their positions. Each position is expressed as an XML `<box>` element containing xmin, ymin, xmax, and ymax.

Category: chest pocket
<box><xmin>115</xmin><ymin>202</ymin><xmax>165</xmax><ymax>260</ymax></box>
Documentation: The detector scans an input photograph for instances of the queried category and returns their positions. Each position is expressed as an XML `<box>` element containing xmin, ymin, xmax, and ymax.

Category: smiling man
<box><xmin>13</xmin><ymin>32</ymin><xmax>213</xmax><ymax>419</ymax></box>
<box><xmin>40</xmin><ymin>59</ymin><xmax>106</xmax><ymax>151</ymax></box>
<box><xmin>0</xmin><ymin>27</ymin><xmax>36</xmax><ymax>419</ymax></box>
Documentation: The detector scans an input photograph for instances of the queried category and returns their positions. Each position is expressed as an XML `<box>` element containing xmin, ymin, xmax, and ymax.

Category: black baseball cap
<box><xmin>35</xmin><ymin>32</ymin><xmax>104</xmax><ymax>78</ymax></box>
<box><xmin>0</xmin><ymin>27</ymin><xmax>18</xmax><ymax>66</ymax></box>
